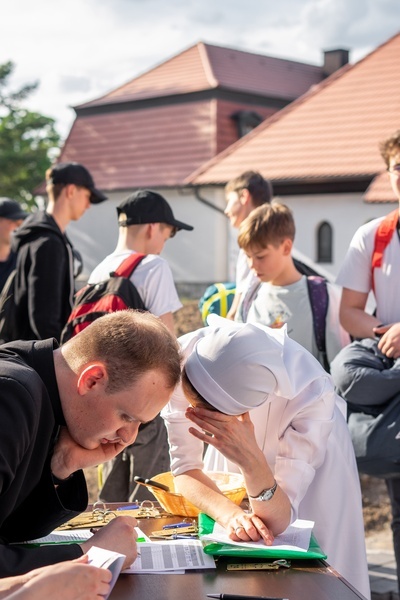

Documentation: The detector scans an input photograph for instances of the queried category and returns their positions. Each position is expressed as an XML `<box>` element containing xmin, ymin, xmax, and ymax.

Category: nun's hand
<box><xmin>223</xmin><ymin>508</ymin><xmax>274</xmax><ymax>545</ymax></box>
<box><xmin>185</xmin><ymin>406</ymin><xmax>263</xmax><ymax>469</ymax></box>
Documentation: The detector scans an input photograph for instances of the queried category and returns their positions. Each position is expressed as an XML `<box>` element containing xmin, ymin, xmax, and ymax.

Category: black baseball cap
<box><xmin>117</xmin><ymin>190</ymin><xmax>193</xmax><ymax>231</ymax></box>
<box><xmin>49</xmin><ymin>162</ymin><xmax>107</xmax><ymax>204</ymax></box>
<box><xmin>0</xmin><ymin>198</ymin><xmax>29</xmax><ymax>220</ymax></box>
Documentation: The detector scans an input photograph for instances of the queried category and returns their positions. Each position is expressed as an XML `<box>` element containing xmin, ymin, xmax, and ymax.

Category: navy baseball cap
<box><xmin>0</xmin><ymin>198</ymin><xmax>29</xmax><ymax>220</ymax></box>
<box><xmin>49</xmin><ymin>162</ymin><xmax>107</xmax><ymax>204</ymax></box>
<box><xmin>117</xmin><ymin>190</ymin><xmax>193</xmax><ymax>231</ymax></box>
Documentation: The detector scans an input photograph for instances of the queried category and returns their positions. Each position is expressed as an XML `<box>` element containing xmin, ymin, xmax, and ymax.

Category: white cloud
<box><xmin>0</xmin><ymin>0</ymin><xmax>399</xmax><ymax>138</ymax></box>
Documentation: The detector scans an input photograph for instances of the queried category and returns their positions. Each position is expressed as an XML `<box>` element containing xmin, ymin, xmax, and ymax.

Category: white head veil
<box><xmin>184</xmin><ymin>314</ymin><xmax>327</xmax><ymax>415</ymax></box>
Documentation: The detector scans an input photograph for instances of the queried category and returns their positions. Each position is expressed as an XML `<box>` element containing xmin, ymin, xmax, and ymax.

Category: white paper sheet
<box><xmin>125</xmin><ymin>539</ymin><xmax>216</xmax><ymax>573</ymax></box>
<box><xmin>23</xmin><ymin>526</ymin><xmax>148</xmax><ymax>546</ymax></box>
<box><xmin>87</xmin><ymin>546</ymin><xmax>125</xmax><ymax>599</ymax></box>
<box><xmin>201</xmin><ymin>518</ymin><xmax>314</xmax><ymax>552</ymax></box>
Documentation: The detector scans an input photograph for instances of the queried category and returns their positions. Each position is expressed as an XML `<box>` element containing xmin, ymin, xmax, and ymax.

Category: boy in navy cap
<box><xmin>9</xmin><ymin>163</ymin><xmax>107</xmax><ymax>342</ymax></box>
<box><xmin>0</xmin><ymin>198</ymin><xmax>28</xmax><ymax>293</ymax></box>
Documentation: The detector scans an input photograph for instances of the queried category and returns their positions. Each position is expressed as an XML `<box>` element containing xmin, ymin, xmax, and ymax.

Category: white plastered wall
<box><xmin>66</xmin><ymin>185</ymin><xmax>395</xmax><ymax>285</ymax></box>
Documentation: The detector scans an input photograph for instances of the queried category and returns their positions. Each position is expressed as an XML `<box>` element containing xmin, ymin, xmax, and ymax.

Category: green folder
<box><xmin>198</xmin><ymin>513</ymin><xmax>327</xmax><ymax>560</ymax></box>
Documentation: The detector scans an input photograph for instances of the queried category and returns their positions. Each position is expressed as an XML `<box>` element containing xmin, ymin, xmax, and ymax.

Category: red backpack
<box><xmin>61</xmin><ymin>253</ymin><xmax>146</xmax><ymax>343</ymax></box>
<box><xmin>371</xmin><ymin>209</ymin><xmax>399</xmax><ymax>291</ymax></box>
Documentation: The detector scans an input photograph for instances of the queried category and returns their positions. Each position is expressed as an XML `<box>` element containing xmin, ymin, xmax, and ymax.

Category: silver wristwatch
<box><xmin>249</xmin><ymin>480</ymin><xmax>277</xmax><ymax>501</ymax></box>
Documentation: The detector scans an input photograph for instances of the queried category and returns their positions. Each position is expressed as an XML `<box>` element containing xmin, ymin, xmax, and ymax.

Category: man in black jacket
<box><xmin>11</xmin><ymin>162</ymin><xmax>107</xmax><ymax>342</ymax></box>
<box><xmin>0</xmin><ymin>198</ymin><xmax>28</xmax><ymax>293</ymax></box>
<box><xmin>0</xmin><ymin>310</ymin><xmax>181</xmax><ymax>577</ymax></box>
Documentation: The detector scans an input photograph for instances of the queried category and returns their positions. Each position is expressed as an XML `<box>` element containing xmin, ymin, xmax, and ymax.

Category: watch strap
<box><xmin>249</xmin><ymin>480</ymin><xmax>277</xmax><ymax>501</ymax></box>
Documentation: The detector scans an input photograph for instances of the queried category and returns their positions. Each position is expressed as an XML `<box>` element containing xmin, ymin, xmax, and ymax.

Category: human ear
<box><xmin>240</xmin><ymin>189</ymin><xmax>251</xmax><ymax>206</ymax></box>
<box><xmin>282</xmin><ymin>238</ymin><xmax>293</xmax><ymax>256</ymax></box>
<box><xmin>64</xmin><ymin>183</ymin><xmax>77</xmax><ymax>199</ymax></box>
<box><xmin>146</xmin><ymin>223</ymin><xmax>156</xmax><ymax>239</ymax></box>
<box><xmin>77</xmin><ymin>364</ymin><xmax>107</xmax><ymax>395</ymax></box>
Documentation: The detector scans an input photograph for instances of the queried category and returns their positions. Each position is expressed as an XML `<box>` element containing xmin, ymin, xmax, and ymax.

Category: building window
<box><xmin>317</xmin><ymin>221</ymin><xmax>333</xmax><ymax>263</ymax></box>
<box><xmin>231</xmin><ymin>110</ymin><xmax>263</xmax><ymax>138</ymax></box>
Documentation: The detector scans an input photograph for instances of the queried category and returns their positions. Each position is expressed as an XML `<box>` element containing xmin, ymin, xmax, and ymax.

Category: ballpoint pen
<box><xmin>144</xmin><ymin>477</ymin><xmax>170</xmax><ymax>491</ymax></box>
<box><xmin>162</xmin><ymin>522</ymin><xmax>192</xmax><ymax>529</ymax></box>
<box><xmin>133</xmin><ymin>476</ymin><xmax>170</xmax><ymax>492</ymax></box>
<box><xmin>206</xmin><ymin>595</ymin><xmax>289</xmax><ymax>600</ymax></box>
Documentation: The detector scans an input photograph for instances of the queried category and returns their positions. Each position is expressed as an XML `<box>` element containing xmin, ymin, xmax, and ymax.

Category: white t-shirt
<box><xmin>162</xmin><ymin>325</ymin><xmax>369</xmax><ymax>599</ymax></box>
<box><xmin>236</xmin><ymin>276</ymin><xmax>349</xmax><ymax>366</ymax></box>
<box><xmin>336</xmin><ymin>215</ymin><xmax>400</xmax><ymax>324</ymax></box>
<box><xmin>235</xmin><ymin>249</ymin><xmax>254</xmax><ymax>293</ymax></box>
<box><xmin>88</xmin><ymin>250</ymin><xmax>182</xmax><ymax>317</ymax></box>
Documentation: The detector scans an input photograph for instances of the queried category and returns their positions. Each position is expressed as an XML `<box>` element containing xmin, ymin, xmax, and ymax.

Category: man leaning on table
<box><xmin>0</xmin><ymin>310</ymin><xmax>181</xmax><ymax>577</ymax></box>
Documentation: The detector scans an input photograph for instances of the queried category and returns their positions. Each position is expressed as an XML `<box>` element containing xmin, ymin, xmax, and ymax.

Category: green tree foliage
<box><xmin>0</xmin><ymin>61</ymin><xmax>60</xmax><ymax>209</ymax></box>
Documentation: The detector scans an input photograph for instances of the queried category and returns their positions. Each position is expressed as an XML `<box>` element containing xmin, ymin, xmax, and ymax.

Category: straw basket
<box><xmin>145</xmin><ymin>471</ymin><xmax>246</xmax><ymax>517</ymax></box>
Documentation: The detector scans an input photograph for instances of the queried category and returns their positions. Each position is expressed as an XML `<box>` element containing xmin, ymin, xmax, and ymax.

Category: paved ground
<box><xmin>367</xmin><ymin>530</ymin><xmax>399</xmax><ymax>599</ymax></box>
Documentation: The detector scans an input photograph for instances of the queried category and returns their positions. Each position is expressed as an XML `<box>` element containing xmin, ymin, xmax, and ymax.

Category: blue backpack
<box><xmin>198</xmin><ymin>282</ymin><xmax>236</xmax><ymax>324</ymax></box>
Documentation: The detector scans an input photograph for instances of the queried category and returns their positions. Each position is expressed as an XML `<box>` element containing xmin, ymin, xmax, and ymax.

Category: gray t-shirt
<box><xmin>236</xmin><ymin>275</ymin><xmax>350</xmax><ymax>367</ymax></box>
<box><xmin>237</xmin><ymin>276</ymin><xmax>315</xmax><ymax>356</ymax></box>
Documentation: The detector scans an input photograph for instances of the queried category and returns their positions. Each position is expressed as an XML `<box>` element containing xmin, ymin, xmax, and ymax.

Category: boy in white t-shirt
<box><xmin>89</xmin><ymin>189</ymin><xmax>193</xmax><ymax>334</ymax></box>
<box><xmin>335</xmin><ymin>130</ymin><xmax>400</xmax><ymax>593</ymax></box>
<box><xmin>235</xmin><ymin>201</ymin><xmax>349</xmax><ymax>368</ymax></box>
<box><xmin>224</xmin><ymin>171</ymin><xmax>273</xmax><ymax>320</ymax></box>
<box><xmin>89</xmin><ymin>189</ymin><xmax>193</xmax><ymax>502</ymax></box>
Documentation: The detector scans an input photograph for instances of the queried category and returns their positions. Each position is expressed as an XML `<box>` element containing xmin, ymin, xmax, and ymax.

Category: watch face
<box><xmin>256</xmin><ymin>481</ymin><xmax>277</xmax><ymax>501</ymax></box>
<box><xmin>260</xmin><ymin>489</ymin><xmax>273</xmax><ymax>501</ymax></box>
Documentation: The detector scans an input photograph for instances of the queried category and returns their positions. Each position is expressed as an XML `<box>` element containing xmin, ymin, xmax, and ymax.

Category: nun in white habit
<box><xmin>162</xmin><ymin>315</ymin><xmax>370</xmax><ymax>599</ymax></box>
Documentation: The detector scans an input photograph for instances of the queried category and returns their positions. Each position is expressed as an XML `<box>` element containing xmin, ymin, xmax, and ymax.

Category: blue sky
<box><xmin>1</xmin><ymin>0</ymin><xmax>399</xmax><ymax>138</ymax></box>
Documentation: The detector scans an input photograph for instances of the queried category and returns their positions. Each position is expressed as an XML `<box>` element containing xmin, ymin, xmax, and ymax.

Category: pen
<box><xmin>206</xmin><ymin>595</ymin><xmax>289</xmax><ymax>600</ymax></box>
<box><xmin>133</xmin><ymin>476</ymin><xmax>170</xmax><ymax>492</ymax></box>
<box><xmin>117</xmin><ymin>504</ymin><xmax>139</xmax><ymax>510</ymax></box>
<box><xmin>144</xmin><ymin>478</ymin><xmax>170</xmax><ymax>491</ymax></box>
<box><xmin>162</xmin><ymin>522</ymin><xmax>191</xmax><ymax>529</ymax></box>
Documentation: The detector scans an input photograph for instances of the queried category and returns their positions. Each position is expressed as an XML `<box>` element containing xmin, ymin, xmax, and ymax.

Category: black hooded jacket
<box><xmin>11</xmin><ymin>211</ymin><xmax>78</xmax><ymax>341</ymax></box>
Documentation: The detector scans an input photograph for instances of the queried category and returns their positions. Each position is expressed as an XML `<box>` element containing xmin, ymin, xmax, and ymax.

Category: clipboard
<box><xmin>198</xmin><ymin>513</ymin><xmax>327</xmax><ymax>560</ymax></box>
<box><xmin>57</xmin><ymin>502</ymin><xmax>160</xmax><ymax>530</ymax></box>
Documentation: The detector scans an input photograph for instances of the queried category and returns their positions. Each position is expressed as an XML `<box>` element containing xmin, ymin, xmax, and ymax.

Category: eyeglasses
<box><xmin>387</xmin><ymin>164</ymin><xmax>400</xmax><ymax>174</ymax></box>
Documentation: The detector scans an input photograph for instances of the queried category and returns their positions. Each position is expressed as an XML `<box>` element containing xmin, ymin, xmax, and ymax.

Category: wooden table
<box><xmin>108</xmin><ymin>511</ymin><xmax>367</xmax><ymax>600</ymax></box>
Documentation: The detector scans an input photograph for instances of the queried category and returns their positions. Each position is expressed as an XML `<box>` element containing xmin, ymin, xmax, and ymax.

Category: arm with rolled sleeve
<box><xmin>271</xmin><ymin>379</ymin><xmax>337</xmax><ymax>521</ymax></box>
<box><xmin>336</xmin><ymin>220</ymin><xmax>382</xmax><ymax>338</ymax></box>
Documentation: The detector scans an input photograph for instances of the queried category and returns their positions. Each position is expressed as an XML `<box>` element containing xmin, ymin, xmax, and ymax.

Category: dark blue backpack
<box><xmin>306</xmin><ymin>276</ymin><xmax>329</xmax><ymax>371</ymax></box>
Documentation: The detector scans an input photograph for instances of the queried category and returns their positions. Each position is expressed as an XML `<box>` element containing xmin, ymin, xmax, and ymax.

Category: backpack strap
<box><xmin>111</xmin><ymin>253</ymin><xmax>146</xmax><ymax>278</ymax></box>
<box><xmin>306</xmin><ymin>276</ymin><xmax>329</xmax><ymax>371</ymax></box>
<box><xmin>371</xmin><ymin>209</ymin><xmax>399</xmax><ymax>291</ymax></box>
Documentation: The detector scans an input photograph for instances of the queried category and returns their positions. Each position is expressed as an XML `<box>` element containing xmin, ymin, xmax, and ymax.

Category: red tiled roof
<box><xmin>59</xmin><ymin>38</ymin><xmax>322</xmax><ymax>191</ymax></box>
<box><xmin>188</xmin><ymin>32</ymin><xmax>400</xmax><ymax>197</ymax></box>
<box><xmin>364</xmin><ymin>172</ymin><xmax>395</xmax><ymax>203</ymax></box>
<box><xmin>58</xmin><ymin>100</ymin><xmax>274</xmax><ymax>189</ymax></box>
<box><xmin>77</xmin><ymin>42</ymin><xmax>323</xmax><ymax>109</ymax></box>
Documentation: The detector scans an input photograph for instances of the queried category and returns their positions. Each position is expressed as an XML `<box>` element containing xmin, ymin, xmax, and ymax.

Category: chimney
<box><xmin>322</xmin><ymin>48</ymin><xmax>349</xmax><ymax>77</ymax></box>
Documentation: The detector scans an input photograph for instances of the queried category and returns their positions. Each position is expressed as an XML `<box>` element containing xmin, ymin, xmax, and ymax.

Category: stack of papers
<box><xmin>201</xmin><ymin>518</ymin><xmax>314</xmax><ymax>552</ymax></box>
<box><xmin>87</xmin><ymin>546</ymin><xmax>125</xmax><ymax>599</ymax></box>
<box><xmin>22</xmin><ymin>527</ymin><xmax>216</xmax><ymax>574</ymax></box>
<box><xmin>125</xmin><ymin>539</ymin><xmax>215</xmax><ymax>573</ymax></box>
